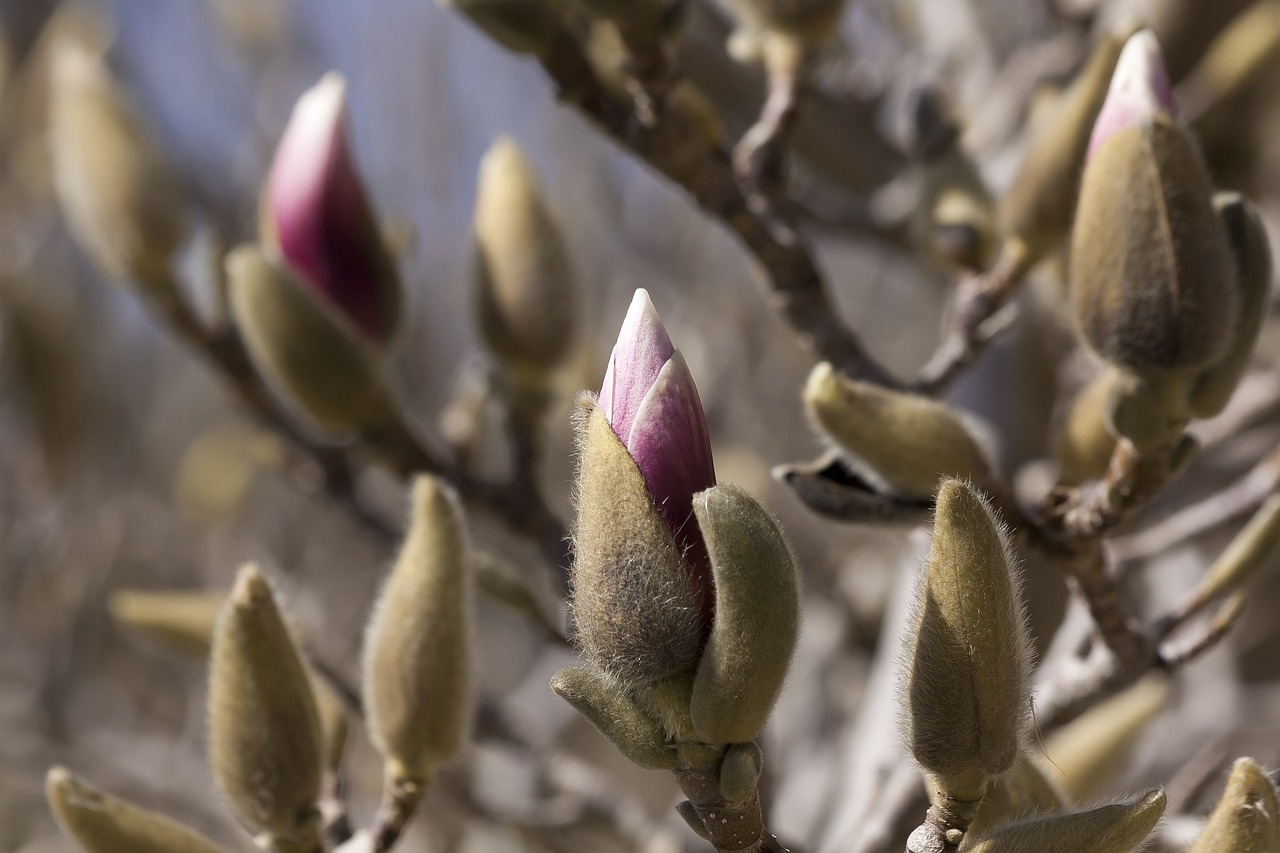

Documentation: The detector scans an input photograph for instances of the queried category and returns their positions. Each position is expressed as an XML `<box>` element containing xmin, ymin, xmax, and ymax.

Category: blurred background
<box><xmin>2</xmin><ymin>0</ymin><xmax>1279</xmax><ymax>851</ymax></box>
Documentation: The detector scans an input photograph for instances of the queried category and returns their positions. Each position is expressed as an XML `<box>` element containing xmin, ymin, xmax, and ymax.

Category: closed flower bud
<box><xmin>1072</xmin><ymin>31</ymin><xmax>1237</xmax><ymax>373</ymax></box>
<box><xmin>208</xmin><ymin>565</ymin><xmax>323</xmax><ymax>850</ymax></box>
<box><xmin>1054</xmin><ymin>368</ymin><xmax>1119</xmax><ymax>485</ymax></box>
<box><xmin>966</xmin><ymin>789</ymin><xmax>1166</xmax><ymax>853</ymax></box>
<box><xmin>46</xmin><ymin>767</ymin><xmax>229</xmax><ymax>853</ymax></box>
<box><xmin>718</xmin><ymin>742</ymin><xmax>764</xmax><ymax>802</ymax></box>
<box><xmin>438</xmin><ymin>0</ymin><xmax>561</xmax><ymax>55</ymax></box>
<box><xmin>108</xmin><ymin>589</ymin><xmax>223</xmax><ymax>658</ymax></box>
<box><xmin>967</xmin><ymin>752</ymin><xmax>1066</xmax><ymax>840</ymax></box>
<box><xmin>473</xmin><ymin>138</ymin><xmax>576</xmax><ymax>379</ymax></box>
<box><xmin>226</xmin><ymin>245</ymin><xmax>400</xmax><ymax>436</ymax></box>
<box><xmin>804</xmin><ymin>362</ymin><xmax>993</xmax><ymax>501</ymax></box>
<box><xmin>1039</xmin><ymin>673</ymin><xmax>1169</xmax><ymax>803</ymax></box>
<box><xmin>903</xmin><ymin>480</ymin><xmax>1030</xmax><ymax>802</ymax></box>
<box><xmin>551</xmin><ymin>666</ymin><xmax>676</xmax><ymax>770</ymax></box>
<box><xmin>363</xmin><ymin>476</ymin><xmax>472</xmax><ymax>784</ymax></box>
<box><xmin>263</xmin><ymin>73</ymin><xmax>400</xmax><ymax>344</ymax></box>
<box><xmin>1189</xmin><ymin>758</ymin><xmax>1280</xmax><ymax>853</ymax></box>
<box><xmin>48</xmin><ymin>30</ymin><xmax>186</xmax><ymax>291</ymax></box>
<box><xmin>688</xmin><ymin>484</ymin><xmax>799</xmax><ymax>745</ymax></box>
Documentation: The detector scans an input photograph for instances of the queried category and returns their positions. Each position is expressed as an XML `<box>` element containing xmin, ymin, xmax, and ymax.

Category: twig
<box><xmin>675</xmin><ymin>742</ymin><xmax>787</xmax><ymax>853</ymax></box>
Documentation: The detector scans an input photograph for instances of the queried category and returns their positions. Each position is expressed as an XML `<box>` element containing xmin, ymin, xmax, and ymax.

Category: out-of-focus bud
<box><xmin>965</xmin><ymin>789</ymin><xmax>1165</xmax><ymax>853</ymax></box>
<box><xmin>688</xmin><ymin>484</ymin><xmax>799</xmax><ymax>744</ymax></box>
<box><xmin>903</xmin><ymin>480</ymin><xmax>1030</xmax><ymax>804</ymax></box>
<box><xmin>472</xmin><ymin>138</ymin><xmax>576</xmax><ymax>381</ymax></box>
<box><xmin>108</xmin><ymin>589</ymin><xmax>223</xmax><ymax>657</ymax></box>
<box><xmin>967</xmin><ymin>752</ymin><xmax>1065</xmax><ymax>840</ymax></box>
<box><xmin>226</xmin><ymin>245</ymin><xmax>400</xmax><ymax>436</ymax></box>
<box><xmin>570</xmin><ymin>289</ymin><xmax>732</xmax><ymax>748</ymax></box>
<box><xmin>263</xmin><ymin>73</ymin><xmax>399</xmax><ymax>344</ymax></box>
<box><xmin>1071</xmin><ymin>30</ymin><xmax>1236</xmax><ymax>374</ymax></box>
<box><xmin>208</xmin><ymin>565</ymin><xmax>323</xmax><ymax>851</ymax></box>
<box><xmin>726</xmin><ymin>0</ymin><xmax>846</xmax><ymax>75</ymax></box>
<box><xmin>48</xmin><ymin>30</ymin><xmax>186</xmax><ymax>291</ymax></box>
<box><xmin>1189</xmin><ymin>758</ymin><xmax>1280</xmax><ymax>853</ymax></box>
<box><xmin>1053</xmin><ymin>368</ymin><xmax>1119</xmax><ymax>485</ymax></box>
<box><xmin>998</xmin><ymin>28</ymin><xmax>1133</xmax><ymax>264</ymax></box>
<box><xmin>46</xmin><ymin>768</ymin><xmax>229</xmax><ymax>853</ymax></box>
<box><xmin>1188</xmin><ymin>193</ymin><xmax>1273</xmax><ymax>419</ymax></box>
<box><xmin>363</xmin><ymin>476</ymin><xmax>472</xmax><ymax>785</ymax></box>
<box><xmin>1038</xmin><ymin>673</ymin><xmax>1169</xmax><ymax>802</ymax></box>
<box><xmin>551</xmin><ymin>666</ymin><xmax>677</xmax><ymax>770</ymax></box>
<box><xmin>1104</xmin><ymin>369</ymin><xmax>1191</xmax><ymax>452</ymax></box>
<box><xmin>804</xmin><ymin>362</ymin><xmax>994</xmax><ymax>501</ymax></box>
<box><xmin>438</xmin><ymin>0</ymin><xmax>561</xmax><ymax>55</ymax></box>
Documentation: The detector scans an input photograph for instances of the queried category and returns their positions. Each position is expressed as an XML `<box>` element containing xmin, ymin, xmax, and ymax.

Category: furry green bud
<box><xmin>226</xmin><ymin>244</ymin><xmax>400</xmax><ymax>436</ymax></box>
<box><xmin>1188</xmin><ymin>193</ymin><xmax>1273</xmax><ymax>418</ymax></box>
<box><xmin>966</xmin><ymin>789</ymin><xmax>1165</xmax><ymax>853</ymax></box>
<box><xmin>904</xmin><ymin>480</ymin><xmax>1030</xmax><ymax>802</ymax></box>
<box><xmin>551</xmin><ymin>666</ymin><xmax>676</xmax><ymax>770</ymax></box>
<box><xmin>805</xmin><ymin>362</ymin><xmax>993</xmax><ymax>501</ymax></box>
<box><xmin>438</xmin><ymin>0</ymin><xmax>561</xmax><ymax>55</ymax></box>
<box><xmin>688</xmin><ymin>484</ymin><xmax>799</xmax><ymax>744</ymax></box>
<box><xmin>967</xmin><ymin>752</ymin><xmax>1066</xmax><ymax>840</ymax></box>
<box><xmin>473</xmin><ymin>137</ymin><xmax>576</xmax><ymax>379</ymax></box>
<box><xmin>1189</xmin><ymin>758</ymin><xmax>1280</xmax><ymax>853</ymax></box>
<box><xmin>363</xmin><ymin>476</ymin><xmax>472</xmax><ymax>782</ymax></box>
<box><xmin>46</xmin><ymin>767</ymin><xmax>229</xmax><ymax>853</ymax></box>
<box><xmin>719</xmin><ymin>742</ymin><xmax>764</xmax><ymax>802</ymax></box>
<box><xmin>108</xmin><ymin>589</ymin><xmax>223</xmax><ymax>657</ymax></box>
<box><xmin>1039</xmin><ymin>673</ymin><xmax>1169</xmax><ymax>802</ymax></box>
<box><xmin>208</xmin><ymin>565</ymin><xmax>323</xmax><ymax>850</ymax></box>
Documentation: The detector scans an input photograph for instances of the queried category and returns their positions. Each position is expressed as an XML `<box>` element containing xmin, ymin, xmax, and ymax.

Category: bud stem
<box><xmin>673</xmin><ymin>743</ymin><xmax>786</xmax><ymax>853</ymax></box>
<box><xmin>369</xmin><ymin>774</ymin><xmax>427</xmax><ymax>853</ymax></box>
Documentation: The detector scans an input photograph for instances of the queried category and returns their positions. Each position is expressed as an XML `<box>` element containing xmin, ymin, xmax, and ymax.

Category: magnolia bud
<box><xmin>46</xmin><ymin>768</ymin><xmax>229</xmax><ymax>853</ymax></box>
<box><xmin>226</xmin><ymin>245</ymin><xmax>400</xmax><ymax>436</ymax></box>
<box><xmin>363</xmin><ymin>476</ymin><xmax>472</xmax><ymax>783</ymax></box>
<box><xmin>48</xmin><ymin>29</ymin><xmax>186</xmax><ymax>290</ymax></box>
<box><xmin>904</xmin><ymin>480</ymin><xmax>1030</xmax><ymax>802</ymax></box>
<box><xmin>438</xmin><ymin>0</ymin><xmax>561</xmax><ymax>55</ymax></box>
<box><xmin>967</xmin><ymin>752</ymin><xmax>1065</xmax><ymax>840</ymax></box>
<box><xmin>688</xmin><ymin>484</ymin><xmax>799</xmax><ymax>745</ymax></box>
<box><xmin>208</xmin><ymin>565</ymin><xmax>323</xmax><ymax>849</ymax></box>
<box><xmin>805</xmin><ymin>362</ymin><xmax>994</xmax><ymax>501</ymax></box>
<box><xmin>1072</xmin><ymin>32</ymin><xmax>1236</xmax><ymax>373</ymax></box>
<box><xmin>1053</xmin><ymin>368</ymin><xmax>1119</xmax><ymax>485</ymax></box>
<box><xmin>473</xmin><ymin>138</ymin><xmax>576</xmax><ymax>379</ymax></box>
<box><xmin>966</xmin><ymin>789</ymin><xmax>1165</xmax><ymax>853</ymax></box>
<box><xmin>108</xmin><ymin>589</ymin><xmax>223</xmax><ymax>657</ymax></box>
<box><xmin>1189</xmin><ymin>758</ymin><xmax>1280</xmax><ymax>853</ymax></box>
<box><xmin>1104</xmin><ymin>369</ymin><xmax>1192</xmax><ymax>451</ymax></box>
<box><xmin>551</xmin><ymin>666</ymin><xmax>676</xmax><ymax>770</ymax></box>
<box><xmin>719</xmin><ymin>742</ymin><xmax>765</xmax><ymax>802</ymax></box>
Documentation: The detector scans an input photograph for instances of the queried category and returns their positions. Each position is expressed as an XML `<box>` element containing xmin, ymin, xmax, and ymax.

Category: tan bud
<box><xmin>805</xmin><ymin>362</ymin><xmax>994</xmax><ymax>501</ymax></box>
<box><xmin>46</xmin><ymin>767</ymin><xmax>229</xmax><ymax>853</ymax></box>
<box><xmin>226</xmin><ymin>245</ymin><xmax>400</xmax><ymax>436</ymax></box>
<box><xmin>108</xmin><ymin>589</ymin><xmax>223</xmax><ymax>658</ymax></box>
<box><xmin>48</xmin><ymin>27</ymin><xmax>186</xmax><ymax>290</ymax></box>
<box><xmin>998</xmin><ymin>30</ymin><xmax>1132</xmax><ymax>261</ymax></box>
<box><xmin>363</xmin><ymin>476</ymin><xmax>472</xmax><ymax>782</ymax></box>
<box><xmin>551</xmin><ymin>666</ymin><xmax>676</xmax><ymax>770</ymax></box>
<box><xmin>570</xmin><ymin>401</ymin><xmax>704</xmax><ymax>689</ymax></box>
<box><xmin>1039</xmin><ymin>673</ymin><xmax>1169</xmax><ymax>802</ymax></box>
<box><xmin>1189</xmin><ymin>758</ymin><xmax>1280</xmax><ymax>853</ymax></box>
<box><xmin>438</xmin><ymin>0</ymin><xmax>561</xmax><ymax>55</ymax></box>
<box><xmin>1194</xmin><ymin>494</ymin><xmax>1280</xmax><ymax>610</ymax></box>
<box><xmin>310</xmin><ymin>672</ymin><xmax>349</xmax><ymax>772</ymax></box>
<box><xmin>719</xmin><ymin>742</ymin><xmax>764</xmax><ymax>802</ymax></box>
<box><xmin>904</xmin><ymin>480</ymin><xmax>1030</xmax><ymax>801</ymax></box>
<box><xmin>967</xmin><ymin>789</ymin><xmax>1165</xmax><ymax>853</ymax></box>
<box><xmin>689</xmin><ymin>484</ymin><xmax>799</xmax><ymax>745</ymax></box>
<box><xmin>1054</xmin><ymin>369</ymin><xmax>1119</xmax><ymax>485</ymax></box>
<box><xmin>1071</xmin><ymin>117</ymin><xmax>1236</xmax><ymax>373</ymax></box>
<box><xmin>967</xmin><ymin>752</ymin><xmax>1066</xmax><ymax>840</ymax></box>
<box><xmin>1188</xmin><ymin>193</ymin><xmax>1273</xmax><ymax>419</ymax></box>
<box><xmin>1105</xmin><ymin>369</ymin><xmax>1192</xmax><ymax>452</ymax></box>
<box><xmin>473</xmin><ymin>138</ymin><xmax>576</xmax><ymax>379</ymax></box>
<box><xmin>208</xmin><ymin>565</ymin><xmax>323</xmax><ymax>847</ymax></box>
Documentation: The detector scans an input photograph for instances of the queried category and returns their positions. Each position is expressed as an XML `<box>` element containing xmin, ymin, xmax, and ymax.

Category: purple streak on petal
<box><xmin>627</xmin><ymin>351</ymin><xmax>717</xmax><ymax>637</ymax></box>
<box><xmin>1087</xmin><ymin>30</ymin><xmax>1177</xmax><ymax>161</ymax></box>
<box><xmin>267</xmin><ymin>73</ymin><xmax>388</xmax><ymax>341</ymax></box>
<box><xmin>599</xmin><ymin>289</ymin><xmax>675</xmax><ymax>441</ymax></box>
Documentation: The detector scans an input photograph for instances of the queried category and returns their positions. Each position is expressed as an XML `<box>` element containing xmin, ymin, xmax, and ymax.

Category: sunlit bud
<box><xmin>438</xmin><ymin>0</ymin><xmax>561</xmax><ymax>55</ymax></box>
<box><xmin>966</xmin><ymin>789</ymin><xmax>1166</xmax><ymax>853</ymax></box>
<box><xmin>551</xmin><ymin>666</ymin><xmax>676</xmax><ymax>770</ymax></box>
<box><xmin>108</xmin><ymin>589</ymin><xmax>223</xmax><ymax>658</ymax></box>
<box><xmin>46</xmin><ymin>767</ymin><xmax>229</xmax><ymax>853</ymax></box>
<box><xmin>903</xmin><ymin>480</ymin><xmax>1030</xmax><ymax>803</ymax></box>
<box><xmin>208</xmin><ymin>565</ymin><xmax>323</xmax><ymax>850</ymax></box>
<box><xmin>1085</xmin><ymin>31</ymin><xmax>1177</xmax><ymax>159</ymax></box>
<box><xmin>263</xmin><ymin>73</ymin><xmax>399</xmax><ymax>344</ymax></box>
<box><xmin>473</xmin><ymin>138</ymin><xmax>576</xmax><ymax>379</ymax></box>
<box><xmin>1189</xmin><ymin>758</ymin><xmax>1280</xmax><ymax>853</ymax></box>
<box><xmin>363</xmin><ymin>476</ymin><xmax>472</xmax><ymax>784</ymax></box>
<box><xmin>804</xmin><ymin>362</ymin><xmax>993</xmax><ymax>501</ymax></box>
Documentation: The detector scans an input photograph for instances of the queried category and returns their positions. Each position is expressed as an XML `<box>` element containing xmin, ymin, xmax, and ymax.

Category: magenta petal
<box><xmin>599</xmin><ymin>289</ymin><xmax>676</xmax><ymax>441</ymax></box>
<box><xmin>1086</xmin><ymin>30</ymin><xmax>1177</xmax><ymax>161</ymax></box>
<box><xmin>266</xmin><ymin>73</ymin><xmax>389</xmax><ymax>341</ymax></box>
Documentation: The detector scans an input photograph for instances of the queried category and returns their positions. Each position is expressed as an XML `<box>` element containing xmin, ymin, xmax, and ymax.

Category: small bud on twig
<box><xmin>965</xmin><ymin>789</ymin><xmax>1165</xmax><ymax>853</ymax></box>
<box><xmin>1188</xmin><ymin>758</ymin><xmax>1280</xmax><ymax>853</ymax></box>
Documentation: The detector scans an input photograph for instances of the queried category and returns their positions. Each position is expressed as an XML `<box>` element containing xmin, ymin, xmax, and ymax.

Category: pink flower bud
<box><xmin>264</xmin><ymin>73</ymin><xmax>398</xmax><ymax>343</ymax></box>
<box><xmin>1086</xmin><ymin>30</ymin><xmax>1177</xmax><ymax>161</ymax></box>
<box><xmin>599</xmin><ymin>290</ymin><xmax>717</xmax><ymax>632</ymax></box>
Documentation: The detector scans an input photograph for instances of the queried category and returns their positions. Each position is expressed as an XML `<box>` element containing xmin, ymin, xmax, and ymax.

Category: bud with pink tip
<box><xmin>1085</xmin><ymin>29</ymin><xmax>1177</xmax><ymax>161</ymax></box>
